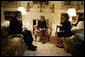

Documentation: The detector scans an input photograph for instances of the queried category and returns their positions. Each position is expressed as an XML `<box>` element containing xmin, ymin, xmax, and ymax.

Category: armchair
<box><xmin>63</xmin><ymin>21</ymin><xmax>84</xmax><ymax>56</ymax></box>
<box><xmin>34</xmin><ymin>25</ymin><xmax>51</xmax><ymax>41</ymax></box>
<box><xmin>1</xmin><ymin>26</ymin><xmax>27</xmax><ymax>56</ymax></box>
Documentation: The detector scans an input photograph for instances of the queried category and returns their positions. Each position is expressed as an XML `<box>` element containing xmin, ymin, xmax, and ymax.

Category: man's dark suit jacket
<box><xmin>9</xmin><ymin>17</ymin><xmax>22</xmax><ymax>34</ymax></box>
<box><xmin>9</xmin><ymin>17</ymin><xmax>34</xmax><ymax>44</ymax></box>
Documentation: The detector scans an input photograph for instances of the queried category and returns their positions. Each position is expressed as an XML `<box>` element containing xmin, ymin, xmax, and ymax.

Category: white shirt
<box><xmin>16</xmin><ymin>17</ymin><xmax>21</xmax><ymax>21</ymax></box>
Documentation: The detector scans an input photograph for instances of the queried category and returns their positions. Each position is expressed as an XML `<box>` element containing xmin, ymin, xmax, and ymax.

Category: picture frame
<box><xmin>4</xmin><ymin>11</ymin><xmax>16</xmax><ymax>21</ymax></box>
<box><xmin>76</xmin><ymin>1</ymin><xmax>84</xmax><ymax>9</ymax></box>
<box><xmin>61</xmin><ymin>1</ymin><xmax>73</xmax><ymax>9</ymax></box>
<box><xmin>1</xmin><ymin>1</ymin><xmax>20</xmax><ymax>7</ymax></box>
<box><xmin>33</xmin><ymin>1</ymin><xmax>49</xmax><ymax>5</ymax></box>
<box><xmin>33</xmin><ymin>1</ymin><xmax>38</xmax><ymax>4</ymax></box>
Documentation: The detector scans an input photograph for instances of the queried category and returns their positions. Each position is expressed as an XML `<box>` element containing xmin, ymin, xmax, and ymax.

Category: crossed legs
<box><xmin>55</xmin><ymin>33</ymin><xmax>64</xmax><ymax>47</ymax></box>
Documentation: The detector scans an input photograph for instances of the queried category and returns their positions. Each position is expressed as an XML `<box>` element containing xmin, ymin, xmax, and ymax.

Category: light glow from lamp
<box><xmin>67</xmin><ymin>8</ymin><xmax>76</xmax><ymax>22</ymax></box>
<box><xmin>67</xmin><ymin>8</ymin><xmax>76</xmax><ymax>16</ymax></box>
<box><xmin>18</xmin><ymin>7</ymin><xmax>26</xmax><ymax>15</ymax></box>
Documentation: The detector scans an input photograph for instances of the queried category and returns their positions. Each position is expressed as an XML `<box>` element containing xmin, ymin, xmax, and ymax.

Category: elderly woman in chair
<box><xmin>34</xmin><ymin>16</ymin><xmax>51</xmax><ymax>44</ymax></box>
<box><xmin>56</xmin><ymin>14</ymin><xmax>73</xmax><ymax>48</ymax></box>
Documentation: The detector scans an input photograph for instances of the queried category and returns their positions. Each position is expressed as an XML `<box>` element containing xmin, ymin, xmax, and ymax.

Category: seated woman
<box><xmin>34</xmin><ymin>24</ymin><xmax>51</xmax><ymax>42</ymax></box>
<box><xmin>56</xmin><ymin>14</ymin><xmax>73</xmax><ymax>48</ymax></box>
<box><xmin>38</xmin><ymin>16</ymin><xmax>47</xmax><ymax>43</ymax></box>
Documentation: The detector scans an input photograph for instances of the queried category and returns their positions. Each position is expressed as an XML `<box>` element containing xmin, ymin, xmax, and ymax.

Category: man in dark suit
<box><xmin>9</xmin><ymin>11</ymin><xmax>37</xmax><ymax>51</ymax></box>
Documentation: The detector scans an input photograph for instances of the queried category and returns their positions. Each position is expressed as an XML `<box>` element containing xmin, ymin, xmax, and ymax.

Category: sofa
<box><xmin>1</xmin><ymin>26</ymin><xmax>27</xmax><ymax>56</ymax></box>
<box><xmin>63</xmin><ymin>21</ymin><xmax>84</xmax><ymax>56</ymax></box>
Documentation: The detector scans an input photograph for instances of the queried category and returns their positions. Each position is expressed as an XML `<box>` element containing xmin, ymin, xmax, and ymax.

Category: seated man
<box><xmin>9</xmin><ymin>11</ymin><xmax>37</xmax><ymax>51</ymax></box>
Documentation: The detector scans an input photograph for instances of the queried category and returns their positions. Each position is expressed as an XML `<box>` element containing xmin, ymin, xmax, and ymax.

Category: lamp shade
<box><xmin>18</xmin><ymin>7</ymin><xmax>26</xmax><ymax>15</ymax></box>
<box><xmin>67</xmin><ymin>8</ymin><xmax>76</xmax><ymax>16</ymax></box>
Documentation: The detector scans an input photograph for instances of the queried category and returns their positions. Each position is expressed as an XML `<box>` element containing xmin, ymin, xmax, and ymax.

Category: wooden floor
<box><xmin>23</xmin><ymin>36</ymin><xmax>72</xmax><ymax>56</ymax></box>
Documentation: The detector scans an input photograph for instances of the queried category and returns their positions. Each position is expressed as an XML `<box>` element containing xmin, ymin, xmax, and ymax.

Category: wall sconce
<box><xmin>33</xmin><ymin>1</ymin><xmax>49</xmax><ymax>12</ymax></box>
<box><xmin>37</xmin><ymin>1</ymin><xmax>49</xmax><ymax>12</ymax></box>
<box><xmin>38</xmin><ymin>1</ymin><xmax>45</xmax><ymax>12</ymax></box>
<box><xmin>50</xmin><ymin>4</ymin><xmax>54</xmax><ymax>13</ymax></box>
<box><xmin>27</xmin><ymin>2</ymin><xmax>31</xmax><ymax>12</ymax></box>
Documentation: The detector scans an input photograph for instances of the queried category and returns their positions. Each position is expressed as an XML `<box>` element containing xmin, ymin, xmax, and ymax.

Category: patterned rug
<box><xmin>23</xmin><ymin>41</ymin><xmax>71</xmax><ymax>56</ymax></box>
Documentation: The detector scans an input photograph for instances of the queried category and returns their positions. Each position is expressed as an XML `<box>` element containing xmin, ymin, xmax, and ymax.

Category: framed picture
<box><xmin>62</xmin><ymin>1</ymin><xmax>73</xmax><ymax>9</ymax></box>
<box><xmin>64</xmin><ymin>1</ymin><xmax>71</xmax><ymax>5</ymax></box>
<box><xmin>1</xmin><ymin>1</ymin><xmax>20</xmax><ymax>7</ymax></box>
<box><xmin>33</xmin><ymin>1</ymin><xmax>49</xmax><ymax>5</ymax></box>
<box><xmin>4</xmin><ymin>11</ymin><xmax>16</xmax><ymax>21</ymax></box>
<box><xmin>76</xmin><ymin>1</ymin><xmax>84</xmax><ymax>9</ymax></box>
<box><xmin>33</xmin><ymin>1</ymin><xmax>38</xmax><ymax>4</ymax></box>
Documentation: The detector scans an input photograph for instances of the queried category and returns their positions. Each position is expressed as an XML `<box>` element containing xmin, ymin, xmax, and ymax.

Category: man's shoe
<box><xmin>32</xmin><ymin>45</ymin><xmax>37</xmax><ymax>48</ymax></box>
<box><xmin>31</xmin><ymin>44</ymin><xmax>37</xmax><ymax>48</ymax></box>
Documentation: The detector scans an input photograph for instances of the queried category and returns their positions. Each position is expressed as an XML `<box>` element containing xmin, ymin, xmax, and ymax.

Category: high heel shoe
<box><xmin>59</xmin><ymin>44</ymin><xmax>64</xmax><ymax>48</ymax></box>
